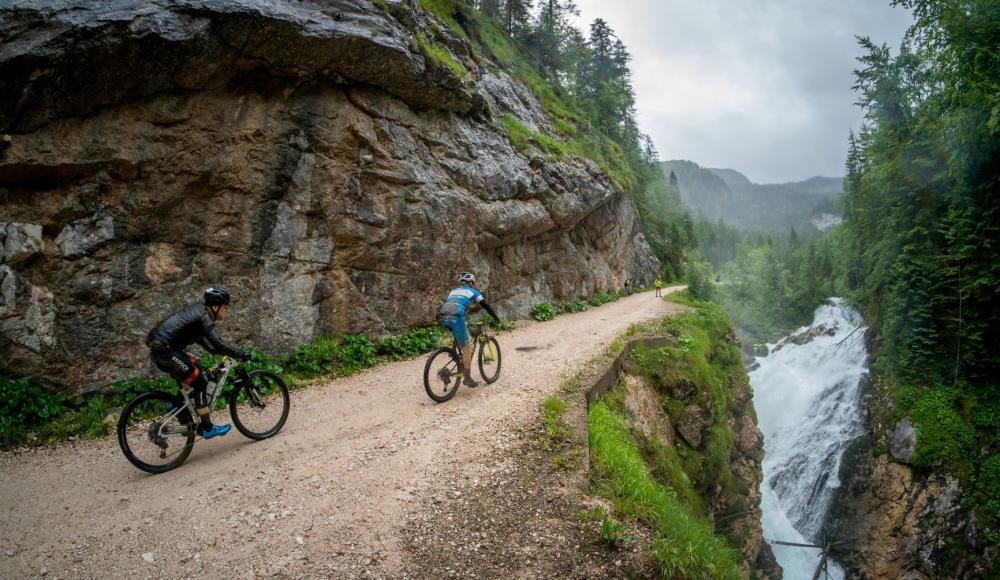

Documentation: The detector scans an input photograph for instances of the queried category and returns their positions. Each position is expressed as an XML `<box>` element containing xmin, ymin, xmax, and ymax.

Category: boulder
<box><xmin>55</xmin><ymin>215</ymin><xmax>115</xmax><ymax>259</ymax></box>
<box><xmin>677</xmin><ymin>404</ymin><xmax>712</xmax><ymax>448</ymax></box>
<box><xmin>1</xmin><ymin>223</ymin><xmax>44</xmax><ymax>264</ymax></box>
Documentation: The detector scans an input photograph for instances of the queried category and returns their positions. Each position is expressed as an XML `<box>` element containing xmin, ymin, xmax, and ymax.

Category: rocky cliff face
<box><xmin>594</xmin><ymin>330</ymin><xmax>779</xmax><ymax>578</ymax></box>
<box><xmin>824</xmin><ymin>372</ymin><xmax>993</xmax><ymax>578</ymax></box>
<box><xmin>619</xmin><ymin>371</ymin><xmax>778</xmax><ymax>578</ymax></box>
<box><xmin>0</xmin><ymin>0</ymin><xmax>659</xmax><ymax>391</ymax></box>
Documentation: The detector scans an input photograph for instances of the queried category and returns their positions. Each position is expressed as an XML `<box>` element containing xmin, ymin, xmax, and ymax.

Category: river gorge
<box><xmin>751</xmin><ymin>300</ymin><xmax>868</xmax><ymax>578</ymax></box>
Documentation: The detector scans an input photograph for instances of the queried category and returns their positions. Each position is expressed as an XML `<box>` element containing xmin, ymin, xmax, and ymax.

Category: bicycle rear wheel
<box><xmin>117</xmin><ymin>391</ymin><xmax>195</xmax><ymax>474</ymax></box>
<box><xmin>477</xmin><ymin>336</ymin><xmax>502</xmax><ymax>384</ymax></box>
<box><xmin>230</xmin><ymin>370</ymin><xmax>290</xmax><ymax>440</ymax></box>
<box><xmin>424</xmin><ymin>347</ymin><xmax>462</xmax><ymax>403</ymax></box>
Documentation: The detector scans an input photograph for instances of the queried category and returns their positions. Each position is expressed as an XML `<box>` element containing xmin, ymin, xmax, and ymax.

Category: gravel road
<box><xmin>0</xmin><ymin>289</ymin><xmax>681</xmax><ymax>579</ymax></box>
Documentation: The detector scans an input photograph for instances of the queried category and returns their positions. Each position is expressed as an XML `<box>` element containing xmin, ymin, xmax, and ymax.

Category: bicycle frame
<box><xmin>155</xmin><ymin>356</ymin><xmax>247</xmax><ymax>439</ymax></box>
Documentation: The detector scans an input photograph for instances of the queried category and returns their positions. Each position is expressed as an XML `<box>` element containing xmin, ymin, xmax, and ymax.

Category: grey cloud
<box><xmin>573</xmin><ymin>0</ymin><xmax>911</xmax><ymax>182</ymax></box>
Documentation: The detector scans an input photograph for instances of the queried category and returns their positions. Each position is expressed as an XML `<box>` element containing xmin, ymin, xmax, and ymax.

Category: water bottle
<box><xmin>205</xmin><ymin>380</ymin><xmax>219</xmax><ymax>400</ymax></box>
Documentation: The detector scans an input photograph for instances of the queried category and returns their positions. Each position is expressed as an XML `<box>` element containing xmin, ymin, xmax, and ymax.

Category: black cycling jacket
<box><xmin>146</xmin><ymin>303</ymin><xmax>242</xmax><ymax>357</ymax></box>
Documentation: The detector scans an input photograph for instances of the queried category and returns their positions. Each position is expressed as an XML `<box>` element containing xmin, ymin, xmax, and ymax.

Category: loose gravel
<box><xmin>0</xmin><ymin>290</ymin><xmax>681</xmax><ymax>579</ymax></box>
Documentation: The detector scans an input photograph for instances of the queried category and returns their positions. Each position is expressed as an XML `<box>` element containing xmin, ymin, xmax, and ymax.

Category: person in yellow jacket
<box><xmin>654</xmin><ymin>278</ymin><xmax>663</xmax><ymax>297</ymax></box>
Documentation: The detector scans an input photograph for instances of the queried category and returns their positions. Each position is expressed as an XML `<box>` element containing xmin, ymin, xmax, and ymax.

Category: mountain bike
<box><xmin>423</xmin><ymin>324</ymin><xmax>501</xmax><ymax>403</ymax></box>
<box><xmin>116</xmin><ymin>356</ymin><xmax>290</xmax><ymax>474</ymax></box>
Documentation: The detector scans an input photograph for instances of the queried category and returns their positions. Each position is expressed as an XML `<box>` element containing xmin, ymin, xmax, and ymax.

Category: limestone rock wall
<box><xmin>0</xmin><ymin>0</ymin><xmax>660</xmax><ymax>391</ymax></box>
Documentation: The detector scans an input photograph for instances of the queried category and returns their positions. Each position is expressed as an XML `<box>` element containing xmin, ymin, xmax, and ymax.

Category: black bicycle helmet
<box><xmin>204</xmin><ymin>287</ymin><xmax>231</xmax><ymax>306</ymax></box>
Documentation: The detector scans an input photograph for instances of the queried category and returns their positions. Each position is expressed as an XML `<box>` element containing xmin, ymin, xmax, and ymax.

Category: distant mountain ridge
<box><xmin>661</xmin><ymin>160</ymin><xmax>843</xmax><ymax>233</ymax></box>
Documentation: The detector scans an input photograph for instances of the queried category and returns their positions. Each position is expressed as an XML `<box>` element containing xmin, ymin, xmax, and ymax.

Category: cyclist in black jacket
<box><xmin>146</xmin><ymin>288</ymin><xmax>250</xmax><ymax>439</ymax></box>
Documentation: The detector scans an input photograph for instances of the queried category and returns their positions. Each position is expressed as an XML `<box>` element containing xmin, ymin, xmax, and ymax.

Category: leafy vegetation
<box><xmin>529</xmin><ymin>302</ymin><xmax>556</xmax><ymax>321</ymax></box>
<box><xmin>558</xmin><ymin>298</ymin><xmax>589</xmax><ymax>313</ymax></box>
<box><xmin>587</xmin><ymin>292</ymin><xmax>621</xmax><ymax>307</ymax></box>
<box><xmin>413</xmin><ymin>31</ymin><xmax>466</xmax><ymax>77</ymax></box>
<box><xmin>1</xmin><ymin>325</ymin><xmax>444</xmax><ymax>447</ymax></box>
<box><xmin>831</xmin><ymin>0</ymin><xmax>1000</xmax><ymax>536</ymax></box>
<box><xmin>0</xmin><ymin>347</ymin><xmax>289</xmax><ymax>446</ymax></box>
<box><xmin>377</xmin><ymin>326</ymin><xmax>446</xmax><ymax>359</ymax></box>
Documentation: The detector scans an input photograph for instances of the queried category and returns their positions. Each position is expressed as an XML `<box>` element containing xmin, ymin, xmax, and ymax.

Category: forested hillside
<box><xmin>830</xmin><ymin>0</ymin><xmax>1000</xmax><ymax>552</ymax></box>
<box><xmin>704</xmin><ymin>0</ymin><xmax>1000</xmax><ymax>573</ymax></box>
<box><xmin>661</xmin><ymin>160</ymin><xmax>843</xmax><ymax>233</ymax></box>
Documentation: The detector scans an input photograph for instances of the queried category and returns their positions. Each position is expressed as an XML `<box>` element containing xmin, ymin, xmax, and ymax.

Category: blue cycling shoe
<box><xmin>199</xmin><ymin>423</ymin><xmax>231</xmax><ymax>439</ymax></box>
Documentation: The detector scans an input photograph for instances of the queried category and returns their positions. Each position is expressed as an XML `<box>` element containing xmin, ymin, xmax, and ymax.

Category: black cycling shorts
<box><xmin>150</xmin><ymin>347</ymin><xmax>206</xmax><ymax>390</ymax></box>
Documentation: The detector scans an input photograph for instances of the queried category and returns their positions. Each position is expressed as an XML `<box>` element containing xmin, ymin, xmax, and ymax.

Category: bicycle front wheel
<box><xmin>230</xmin><ymin>370</ymin><xmax>290</xmax><ymax>440</ymax></box>
<box><xmin>117</xmin><ymin>391</ymin><xmax>195</xmax><ymax>474</ymax></box>
<box><xmin>424</xmin><ymin>347</ymin><xmax>462</xmax><ymax>403</ymax></box>
<box><xmin>478</xmin><ymin>336</ymin><xmax>502</xmax><ymax>384</ymax></box>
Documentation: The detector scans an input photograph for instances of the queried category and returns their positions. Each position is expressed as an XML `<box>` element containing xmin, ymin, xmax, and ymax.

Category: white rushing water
<box><xmin>750</xmin><ymin>299</ymin><xmax>868</xmax><ymax>579</ymax></box>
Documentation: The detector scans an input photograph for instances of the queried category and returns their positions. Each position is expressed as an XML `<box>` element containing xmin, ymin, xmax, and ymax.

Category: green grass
<box><xmin>414</xmin><ymin>32</ymin><xmax>465</xmax><ymax>77</ymax></box>
<box><xmin>542</xmin><ymin>396</ymin><xmax>571</xmax><ymax>448</ymax></box>
<box><xmin>589</xmin><ymin>402</ymin><xmax>741</xmax><ymax>579</ymax></box>
<box><xmin>499</xmin><ymin>114</ymin><xmax>565</xmax><ymax>155</ymax></box>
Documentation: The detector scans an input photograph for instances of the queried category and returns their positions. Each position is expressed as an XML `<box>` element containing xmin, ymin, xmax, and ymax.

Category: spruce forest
<box><xmin>477</xmin><ymin>0</ymin><xmax>1000</xmax><ymax>550</ymax></box>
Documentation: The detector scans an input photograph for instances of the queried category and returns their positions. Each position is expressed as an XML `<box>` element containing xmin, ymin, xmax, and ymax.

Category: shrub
<box><xmin>686</xmin><ymin>256</ymin><xmax>715</xmax><ymax>301</ymax></box>
<box><xmin>909</xmin><ymin>386</ymin><xmax>977</xmax><ymax>470</ymax></box>
<box><xmin>285</xmin><ymin>337</ymin><xmax>341</xmax><ymax>377</ymax></box>
<box><xmin>471</xmin><ymin>315</ymin><xmax>515</xmax><ymax>332</ymax></box>
<box><xmin>530</xmin><ymin>302</ymin><xmax>557</xmax><ymax>321</ymax></box>
<box><xmin>377</xmin><ymin>326</ymin><xmax>445</xmax><ymax>359</ymax></box>
<box><xmin>0</xmin><ymin>378</ymin><xmax>67</xmax><ymax>445</ymax></box>
<box><xmin>977</xmin><ymin>453</ymin><xmax>1000</xmax><ymax>522</ymax></box>
<box><xmin>560</xmin><ymin>298</ymin><xmax>589</xmax><ymax>313</ymax></box>
<box><xmin>338</xmin><ymin>334</ymin><xmax>377</xmax><ymax>374</ymax></box>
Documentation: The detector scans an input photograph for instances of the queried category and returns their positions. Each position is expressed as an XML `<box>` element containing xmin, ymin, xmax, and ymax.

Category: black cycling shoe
<box><xmin>464</xmin><ymin>376</ymin><xmax>480</xmax><ymax>388</ymax></box>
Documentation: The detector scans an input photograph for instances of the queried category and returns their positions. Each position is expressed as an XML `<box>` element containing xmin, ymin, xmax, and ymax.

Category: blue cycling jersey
<box><xmin>439</xmin><ymin>285</ymin><xmax>483</xmax><ymax>318</ymax></box>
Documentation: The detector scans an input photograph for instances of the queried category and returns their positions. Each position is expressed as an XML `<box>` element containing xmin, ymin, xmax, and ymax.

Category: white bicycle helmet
<box><xmin>459</xmin><ymin>272</ymin><xmax>476</xmax><ymax>284</ymax></box>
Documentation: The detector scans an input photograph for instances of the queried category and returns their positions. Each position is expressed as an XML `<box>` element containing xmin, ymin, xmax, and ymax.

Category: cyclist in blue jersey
<box><xmin>439</xmin><ymin>272</ymin><xmax>501</xmax><ymax>387</ymax></box>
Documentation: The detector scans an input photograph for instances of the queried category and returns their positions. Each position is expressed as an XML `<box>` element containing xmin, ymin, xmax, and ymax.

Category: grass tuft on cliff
<box><xmin>589</xmin><ymin>402</ymin><xmax>741</xmax><ymax>579</ymax></box>
<box><xmin>413</xmin><ymin>31</ymin><xmax>465</xmax><ymax>77</ymax></box>
<box><xmin>588</xmin><ymin>295</ymin><xmax>755</xmax><ymax>578</ymax></box>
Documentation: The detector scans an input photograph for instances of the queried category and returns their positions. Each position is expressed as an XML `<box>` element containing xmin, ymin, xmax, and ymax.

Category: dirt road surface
<box><xmin>0</xmin><ymin>289</ymin><xmax>682</xmax><ymax>579</ymax></box>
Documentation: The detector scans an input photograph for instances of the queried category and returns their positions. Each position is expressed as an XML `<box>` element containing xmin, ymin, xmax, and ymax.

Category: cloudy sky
<box><xmin>571</xmin><ymin>0</ymin><xmax>912</xmax><ymax>183</ymax></box>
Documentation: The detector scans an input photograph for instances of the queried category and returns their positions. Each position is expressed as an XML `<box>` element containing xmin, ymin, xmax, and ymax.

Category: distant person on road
<box><xmin>624</xmin><ymin>278</ymin><xmax>633</xmax><ymax>296</ymax></box>
<box><xmin>438</xmin><ymin>273</ymin><xmax>501</xmax><ymax>388</ymax></box>
<box><xmin>655</xmin><ymin>278</ymin><xmax>663</xmax><ymax>297</ymax></box>
<box><xmin>145</xmin><ymin>288</ymin><xmax>251</xmax><ymax>439</ymax></box>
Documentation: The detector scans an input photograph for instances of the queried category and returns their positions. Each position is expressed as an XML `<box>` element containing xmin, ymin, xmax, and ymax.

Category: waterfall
<box><xmin>750</xmin><ymin>299</ymin><xmax>868</xmax><ymax>579</ymax></box>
